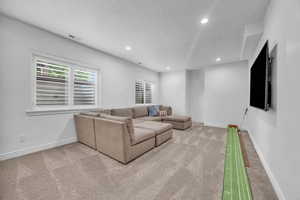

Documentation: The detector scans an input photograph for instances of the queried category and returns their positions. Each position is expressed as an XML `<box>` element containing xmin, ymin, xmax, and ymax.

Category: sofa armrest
<box><xmin>94</xmin><ymin>117</ymin><xmax>131</xmax><ymax>163</ymax></box>
<box><xmin>74</xmin><ymin>114</ymin><xmax>96</xmax><ymax>149</ymax></box>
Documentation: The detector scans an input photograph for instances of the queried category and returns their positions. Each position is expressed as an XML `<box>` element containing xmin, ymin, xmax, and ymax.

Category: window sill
<box><xmin>26</xmin><ymin>107</ymin><xmax>98</xmax><ymax>116</ymax></box>
<box><xmin>135</xmin><ymin>103</ymin><xmax>156</xmax><ymax>106</ymax></box>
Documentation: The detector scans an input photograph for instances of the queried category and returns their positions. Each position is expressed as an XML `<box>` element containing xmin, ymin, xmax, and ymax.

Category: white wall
<box><xmin>186</xmin><ymin>70</ymin><xmax>205</xmax><ymax>122</ymax></box>
<box><xmin>244</xmin><ymin>0</ymin><xmax>300</xmax><ymax>199</ymax></box>
<box><xmin>202</xmin><ymin>61</ymin><xmax>249</xmax><ymax>127</ymax></box>
<box><xmin>159</xmin><ymin>71</ymin><xmax>187</xmax><ymax>115</ymax></box>
<box><xmin>0</xmin><ymin>15</ymin><xmax>160</xmax><ymax>159</ymax></box>
<box><xmin>160</xmin><ymin>61</ymin><xmax>248</xmax><ymax>127</ymax></box>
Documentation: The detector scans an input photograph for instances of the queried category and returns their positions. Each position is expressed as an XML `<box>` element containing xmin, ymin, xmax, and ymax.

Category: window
<box><xmin>135</xmin><ymin>80</ymin><xmax>153</xmax><ymax>104</ymax></box>
<box><xmin>135</xmin><ymin>80</ymin><xmax>145</xmax><ymax>104</ymax></box>
<box><xmin>35</xmin><ymin>60</ymin><xmax>70</xmax><ymax>106</ymax></box>
<box><xmin>145</xmin><ymin>82</ymin><xmax>152</xmax><ymax>104</ymax></box>
<box><xmin>33</xmin><ymin>56</ymin><xmax>98</xmax><ymax>110</ymax></box>
<box><xmin>73</xmin><ymin>69</ymin><xmax>97</xmax><ymax>105</ymax></box>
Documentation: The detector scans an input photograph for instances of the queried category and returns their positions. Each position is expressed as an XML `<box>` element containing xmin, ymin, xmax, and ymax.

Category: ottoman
<box><xmin>163</xmin><ymin>115</ymin><xmax>192</xmax><ymax>130</ymax></box>
<box><xmin>134</xmin><ymin>121</ymin><xmax>173</xmax><ymax>146</ymax></box>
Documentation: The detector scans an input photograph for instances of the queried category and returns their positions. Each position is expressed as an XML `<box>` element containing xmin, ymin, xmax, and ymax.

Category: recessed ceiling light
<box><xmin>166</xmin><ymin>66</ymin><xmax>171</xmax><ymax>71</ymax></box>
<box><xmin>125</xmin><ymin>45</ymin><xmax>132</xmax><ymax>51</ymax></box>
<box><xmin>200</xmin><ymin>18</ymin><xmax>209</xmax><ymax>24</ymax></box>
<box><xmin>216</xmin><ymin>57</ymin><xmax>221</xmax><ymax>62</ymax></box>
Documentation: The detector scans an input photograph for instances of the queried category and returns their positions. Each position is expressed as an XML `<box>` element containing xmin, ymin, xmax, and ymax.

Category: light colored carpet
<box><xmin>0</xmin><ymin>124</ymin><xmax>277</xmax><ymax>200</ymax></box>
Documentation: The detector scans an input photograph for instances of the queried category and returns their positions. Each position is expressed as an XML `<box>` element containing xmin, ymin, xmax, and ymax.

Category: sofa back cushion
<box><xmin>111</xmin><ymin>108</ymin><xmax>134</xmax><ymax>118</ymax></box>
<box><xmin>101</xmin><ymin>109</ymin><xmax>112</xmax><ymax>115</ymax></box>
<box><xmin>80</xmin><ymin>112</ymin><xmax>100</xmax><ymax>117</ymax></box>
<box><xmin>94</xmin><ymin>109</ymin><xmax>112</xmax><ymax>115</ymax></box>
<box><xmin>100</xmin><ymin>114</ymin><xmax>135</xmax><ymax>142</ymax></box>
<box><xmin>132</xmin><ymin>106</ymin><xmax>148</xmax><ymax>118</ymax></box>
<box><xmin>159</xmin><ymin>105</ymin><xmax>172</xmax><ymax>115</ymax></box>
<box><xmin>148</xmin><ymin>105</ymin><xmax>160</xmax><ymax>116</ymax></box>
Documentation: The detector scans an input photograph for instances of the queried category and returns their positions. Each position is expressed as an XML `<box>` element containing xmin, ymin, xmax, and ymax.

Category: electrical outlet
<box><xmin>19</xmin><ymin>135</ymin><xmax>25</xmax><ymax>143</ymax></box>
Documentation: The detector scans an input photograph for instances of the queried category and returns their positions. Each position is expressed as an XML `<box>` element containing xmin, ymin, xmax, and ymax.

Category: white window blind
<box><xmin>73</xmin><ymin>69</ymin><xmax>97</xmax><ymax>105</ymax></box>
<box><xmin>35</xmin><ymin>60</ymin><xmax>69</xmax><ymax>106</ymax></box>
<box><xmin>135</xmin><ymin>80</ymin><xmax>144</xmax><ymax>104</ymax></box>
<box><xmin>33</xmin><ymin>56</ymin><xmax>99</xmax><ymax>109</ymax></box>
<box><xmin>135</xmin><ymin>80</ymin><xmax>153</xmax><ymax>104</ymax></box>
<box><xmin>145</xmin><ymin>82</ymin><xmax>152</xmax><ymax>104</ymax></box>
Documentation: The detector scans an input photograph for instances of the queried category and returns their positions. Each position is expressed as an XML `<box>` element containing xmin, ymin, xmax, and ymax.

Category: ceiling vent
<box><xmin>68</xmin><ymin>34</ymin><xmax>76</xmax><ymax>39</ymax></box>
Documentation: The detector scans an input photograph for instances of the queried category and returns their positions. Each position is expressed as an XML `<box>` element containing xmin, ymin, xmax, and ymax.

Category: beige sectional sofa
<box><xmin>74</xmin><ymin>105</ymin><xmax>192</xmax><ymax>164</ymax></box>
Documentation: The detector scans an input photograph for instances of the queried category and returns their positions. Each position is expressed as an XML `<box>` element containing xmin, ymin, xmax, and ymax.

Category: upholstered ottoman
<box><xmin>163</xmin><ymin>115</ymin><xmax>192</xmax><ymax>130</ymax></box>
<box><xmin>134</xmin><ymin>121</ymin><xmax>173</xmax><ymax>146</ymax></box>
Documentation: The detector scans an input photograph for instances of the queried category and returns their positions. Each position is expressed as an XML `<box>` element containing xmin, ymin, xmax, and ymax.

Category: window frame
<box><xmin>30</xmin><ymin>53</ymin><xmax>100</xmax><ymax>112</ymax></box>
<box><xmin>135</xmin><ymin>80</ymin><xmax>154</xmax><ymax>105</ymax></box>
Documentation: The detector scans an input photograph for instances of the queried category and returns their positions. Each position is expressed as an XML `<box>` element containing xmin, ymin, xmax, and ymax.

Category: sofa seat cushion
<box><xmin>111</xmin><ymin>108</ymin><xmax>134</xmax><ymax>118</ymax></box>
<box><xmin>134</xmin><ymin>121</ymin><xmax>173</xmax><ymax>135</ymax></box>
<box><xmin>132</xmin><ymin>128</ymin><xmax>156</xmax><ymax>145</ymax></box>
<box><xmin>133</xmin><ymin>116</ymin><xmax>161</xmax><ymax>124</ymax></box>
<box><xmin>132</xmin><ymin>118</ymin><xmax>146</xmax><ymax>124</ymax></box>
<box><xmin>164</xmin><ymin>115</ymin><xmax>191</xmax><ymax>122</ymax></box>
<box><xmin>132</xmin><ymin>106</ymin><xmax>148</xmax><ymax>118</ymax></box>
<box><xmin>139</xmin><ymin>116</ymin><xmax>162</xmax><ymax>122</ymax></box>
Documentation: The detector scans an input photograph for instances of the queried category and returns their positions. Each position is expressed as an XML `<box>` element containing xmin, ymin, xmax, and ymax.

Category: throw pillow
<box><xmin>159</xmin><ymin>110</ymin><xmax>167</xmax><ymax>117</ymax></box>
<box><xmin>148</xmin><ymin>105</ymin><xmax>159</xmax><ymax>116</ymax></box>
<box><xmin>160</xmin><ymin>105</ymin><xmax>172</xmax><ymax>115</ymax></box>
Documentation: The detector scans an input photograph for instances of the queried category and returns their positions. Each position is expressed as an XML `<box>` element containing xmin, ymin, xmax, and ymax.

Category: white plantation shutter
<box><xmin>73</xmin><ymin>69</ymin><xmax>97</xmax><ymax>105</ymax></box>
<box><xmin>33</xmin><ymin>56</ymin><xmax>99</xmax><ymax>109</ymax></box>
<box><xmin>145</xmin><ymin>82</ymin><xmax>152</xmax><ymax>104</ymax></box>
<box><xmin>35</xmin><ymin>60</ymin><xmax>69</xmax><ymax>106</ymax></box>
<box><xmin>135</xmin><ymin>80</ymin><xmax>153</xmax><ymax>104</ymax></box>
<box><xmin>135</xmin><ymin>80</ymin><xmax>144</xmax><ymax>104</ymax></box>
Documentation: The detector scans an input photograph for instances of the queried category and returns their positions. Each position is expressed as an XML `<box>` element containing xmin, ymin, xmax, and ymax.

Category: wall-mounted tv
<box><xmin>250</xmin><ymin>41</ymin><xmax>271</xmax><ymax>111</ymax></box>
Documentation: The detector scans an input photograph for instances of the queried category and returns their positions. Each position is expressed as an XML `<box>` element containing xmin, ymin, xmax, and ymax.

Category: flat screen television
<box><xmin>250</xmin><ymin>41</ymin><xmax>271</xmax><ymax>111</ymax></box>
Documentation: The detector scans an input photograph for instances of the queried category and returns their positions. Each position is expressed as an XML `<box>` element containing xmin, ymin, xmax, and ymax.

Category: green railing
<box><xmin>223</xmin><ymin>127</ymin><xmax>252</xmax><ymax>200</ymax></box>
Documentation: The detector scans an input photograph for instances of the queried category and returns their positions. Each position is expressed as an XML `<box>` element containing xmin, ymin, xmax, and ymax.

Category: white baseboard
<box><xmin>203</xmin><ymin>122</ymin><xmax>226</xmax><ymax>129</ymax></box>
<box><xmin>248</xmin><ymin>133</ymin><xmax>286</xmax><ymax>200</ymax></box>
<box><xmin>0</xmin><ymin>137</ymin><xmax>77</xmax><ymax>161</ymax></box>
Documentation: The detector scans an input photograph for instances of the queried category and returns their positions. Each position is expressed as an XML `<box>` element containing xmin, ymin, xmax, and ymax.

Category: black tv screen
<box><xmin>250</xmin><ymin>41</ymin><xmax>271</xmax><ymax>110</ymax></box>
